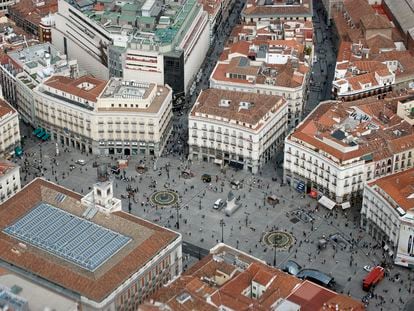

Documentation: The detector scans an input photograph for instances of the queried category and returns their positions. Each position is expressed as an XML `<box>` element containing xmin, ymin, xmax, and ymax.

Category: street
<box><xmin>304</xmin><ymin>0</ymin><xmax>337</xmax><ymax>115</ymax></box>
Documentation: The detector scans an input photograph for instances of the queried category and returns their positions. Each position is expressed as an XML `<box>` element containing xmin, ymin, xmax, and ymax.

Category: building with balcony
<box><xmin>210</xmin><ymin>40</ymin><xmax>309</xmax><ymax>127</ymax></box>
<box><xmin>198</xmin><ymin>0</ymin><xmax>234</xmax><ymax>44</ymax></box>
<box><xmin>142</xmin><ymin>243</ymin><xmax>364</xmax><ymax>310</ymax></box>
<box><xmin>0</xmin><ymin>99</ymin><xmax>20</xmax><ymax>158</ymax></box>
<box><xmin>0</xmin><ymin>43</ymin><xmax>79</xmax><ymax>123</ymax></box>
<box><xmin>33</xmin><ymin>76</ymin><xmax>173</xmax><ymax>156</ymax></box>
<box><xmin>7</xmin><ymin>0</ymin><xmax>58</xmax><ymax>38</ymax></box>
<box><xmin>0</xmin><ymin>159</ymin><xmax>20</xmax><ymax>203</ymax></box>
<box><xmin>241</xmin><ymin>0</ymin><xmax>313</xmax><ymax>23</ymax></box>
<box><xmin>188</xmin><ymin>89</ymin><xmax>288</xmax><ymax>173</ymax></box>
<box><xmin>284</xmin><ymin>95</ymin><xmax>414</xmax><ymax>207</ymax></box>
<box><xmin>0</xmin><ymin>178</ymin><xmax>182</xmax><ymax>310</ymax></box>
<box><xmin>361</xmin><ymin>168</ymin><xmax>414</xmax><ymax>268</ymax></box>
<box><xmin>52</xmin><ymin>0</ymin><xmax>210</xmax><ymax>95</ymax></box>
<box><xmin>332</xmin><ymin>60</ymin><xmax>395</xmax><ymax>101</ymax></box>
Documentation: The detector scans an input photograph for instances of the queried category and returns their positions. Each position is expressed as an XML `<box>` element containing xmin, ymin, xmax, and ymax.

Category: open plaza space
<box><xmin>17</xmin><ymin>125</ymin><xmax>413</xmax><ymax>310</ymax></box>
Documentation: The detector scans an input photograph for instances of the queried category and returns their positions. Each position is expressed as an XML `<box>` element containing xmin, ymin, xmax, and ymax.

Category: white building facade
<box><xmin>0</xmin><ymin>159</ymin><xmax>20</xmax><ymax>203</ymax></box>
<box><xmin>360</xmin><ymin>168</ymin><xmax>414</xmax><ymax>267</ymax></box>
<box><xmin>284</xmin><ymin>99</ymin><xmax>414</xmax><ymax>207</ymax></box>
<box><xmin>188</xmin><ymin>89</ymin><xmax>288</xmax><ymax>173</ymax></box>
<box><xmin>33</xmin><ymin>76</ymin><xmax>173</xmax><ymax>157</ymax></box>
<box><xmin>0</xmin><ymin>99</ymin><xmax>20</xmax><ymax>158</ymax></box>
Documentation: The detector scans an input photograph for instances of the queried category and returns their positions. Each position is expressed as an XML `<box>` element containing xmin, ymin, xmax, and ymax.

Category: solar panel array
<box><xmin>3</xmin><ymin>203</ymin><xmax>131</xmax><ymax>271</ymax></box>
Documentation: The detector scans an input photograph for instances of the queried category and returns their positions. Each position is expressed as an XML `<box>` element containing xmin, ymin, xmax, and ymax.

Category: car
<box><xmin>363</xmin><ymin>265</ymin><xmax>373</xmax><ymax>272</ymax></box>
<box><xmin>76</xmin><ymin>159</ymin><xmax>86</xmax><ymax>166</ymax></box>
<box><xmin>213</xmin><ymin>199</ymin><xmax>225</xmax><ymax>210</ymax></box>
<box><xmin>69</xmin><ymin>164</ymin><xmax>75</xmax><ymax>171</ymax></box>
<box><xmin>201</xmin><ymin>174</ymin><xmax>211</xmax><ymax>183</ymax></box>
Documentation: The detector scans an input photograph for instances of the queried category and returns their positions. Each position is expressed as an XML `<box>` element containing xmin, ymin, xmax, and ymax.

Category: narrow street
<box><xmin>304</xmin><ymin>0</ymin><xmax>338</xmax><ymax>115</ymax></box>
<box><xmin>164</xmin><ymin>0</ymin><xmax>246</xmax><ymax>159</ymax></box>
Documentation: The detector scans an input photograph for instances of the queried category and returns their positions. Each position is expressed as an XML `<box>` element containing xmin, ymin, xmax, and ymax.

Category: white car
<box><xmin>363</xmin><ymin>265</ymin><xmax>372</xmax><ymax>272</ymax></box>
<box><xmin>76</xmin><ymin>159</ymin><xmax>86</xmax><ymax>166</ymax></box>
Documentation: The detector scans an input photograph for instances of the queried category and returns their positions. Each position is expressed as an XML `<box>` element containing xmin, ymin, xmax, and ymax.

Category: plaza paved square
<box><xmin>16</xmin><ymin>133</ymin><xmax>413</xmax><ymax>310</ymax></box>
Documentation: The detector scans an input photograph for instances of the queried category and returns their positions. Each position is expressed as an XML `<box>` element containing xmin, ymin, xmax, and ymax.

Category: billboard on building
<box><xmin>395</xmin><ymin>218</ymin><xmax>414</xmax><ymax>268</ymax></box>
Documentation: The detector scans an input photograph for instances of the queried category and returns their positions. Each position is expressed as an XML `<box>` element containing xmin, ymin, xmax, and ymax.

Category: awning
<box><xmin>296</xmin><ymin>181</ymin><xmax>305</xmax><ymax>192</ymax></box>
<box><xmin>318</xmin><ymin>196</ymin><xmax>336</xmax><ymax>210</ymax></box>
<box><xmin>214</xmin><ymin>159</ymin><xmax>223</xmax><ymax>164</ymax></box>
<box><xmin>36</xmin><ymin>130</ymin><xmax>45</xmax><ymax>138</ymax></box>
<box><xmin>41</xmin><ymin>133</ymin><xmax>50</xmax><ymax>141</ymax></box>
<box><xmin>14</xmin><ymin>146</ymin><xmax>23</xmax><ymax>156</ymax></box>
<box><xmin>32</xmin><ymin>128</ymin><xmax>41</xmax><ymax>135</ymax></box>
<box><xmin>341</xmin><ymin>202</ymin><xmax>351</xmax><ymax>210</ymax></box>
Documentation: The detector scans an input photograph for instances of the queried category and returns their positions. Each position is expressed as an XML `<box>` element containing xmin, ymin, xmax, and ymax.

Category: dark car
<box><xmin>201</xmin><ymin>174</ymin><xmax>211</xmax><ymax>183</ymax></box>
<box><xmin>111</xmin><ymin>166</ymin><xmax>121</xmax><ymax>175</ymax></box>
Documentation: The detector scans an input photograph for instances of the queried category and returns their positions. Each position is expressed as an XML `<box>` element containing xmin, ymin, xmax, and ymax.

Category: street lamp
<box><xmin>174</xmin><ymin>204</ymin><xmax>181</xmax><ymax>229</ymax></box>
<box><xmin>244</xmin><ymin>212</ymin><xmax>250</xmax><ymax>227</ymax></box>
<box><xmin>220</xmin><ymin>219</ymin><xmax>225</xmax><ymax>243</ymax></box>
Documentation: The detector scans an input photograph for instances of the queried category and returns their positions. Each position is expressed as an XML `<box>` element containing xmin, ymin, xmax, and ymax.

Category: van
<box><xmin>213</xmin><ymin>199</ymin><xmax>224</xmax><ymax>209</ymax></box>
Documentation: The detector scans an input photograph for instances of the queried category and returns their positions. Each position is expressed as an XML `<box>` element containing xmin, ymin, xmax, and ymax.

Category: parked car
<box><xmin>76</xmin><ymin>159</ymin><xmax>86</xmax><ymax>166</ymax></box>
<box><xmin>363</xmin><ymin>265</ymin><xmax>373</xmax><ymax>272</ymax></box>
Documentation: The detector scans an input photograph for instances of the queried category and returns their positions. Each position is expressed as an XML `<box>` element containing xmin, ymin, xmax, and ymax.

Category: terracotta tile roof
<box><xmin>9</xmin><ymin>0</ymin><xmax>57</xmax><ymax>26</ymax></box>
<box><xmin>0</xmin><ymin>159</ymin><xmax>17</xmax><ymax>177</ymax></box>
<box><xmin>0</xmin><ymin>99</ymin><xmax>16</xmax><ymax>118</ymax></box>
<box><xmin>252</xmin><ymin>269</ymin><xmax>274</xmax><ymax>286</ymax></box>
<box><xmin>286</xmin><ymin>281</ymin><xmax>365</xmax><ymax>311</ymax></box>
<box><xmin>198</xmin><ymin>0</ymin><xmax>221</xmax><ymax>16</ymax></box>
<box><xmin>369</xmin><ymin>168</ymin><xmax>414</xmax><ymax>212</ymax></box>
<box><xmin>343</xmin><ymin>0</ymin><xmax>374</xmax><ymax>25</ymax></box>
<box><xmin>146</xmin><ymin>244</ymin><xmax>362</xmax><ymax>311</ymax></box>
<box><xmin>289</xmin><ymin>96</ymin><xmax>414</xmax><ymax>163</ymax></box>
<box><xmin>44</xmin><ymin>75</ymin><xmax>108</xmax><ymax>103</ymax></box>
<box><xmin>366</xmin><ymin>35</ymin><xmax>395</xmax><ymax>53</ymax></box>
<box><xmin>0</xmin><ymin>178</ymin><xmax>179</xmax><ymax>303</ymax></box>
<box><xmin>243</xmin><ymin>0</ymin><xmax>312</xmax><ymax>17</ymax></box>
<box><xmin>191</xmin><ymin>89</ymin><xmax>286</xmax><ymax>130</ymax></box>
<box><xmin>360</xmin><ymin>13</ymin><xmax>392</xmax><ymax>30</ymax></box>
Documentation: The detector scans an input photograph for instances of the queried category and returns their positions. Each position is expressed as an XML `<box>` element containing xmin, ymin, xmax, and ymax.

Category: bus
<box><xmin>362</xmin><ymin>266</ymin><xmax>384</xmax><ymax>291</ymax></box>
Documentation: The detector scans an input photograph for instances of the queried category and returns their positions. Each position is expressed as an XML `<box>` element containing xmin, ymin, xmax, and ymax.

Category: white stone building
<box><xmin>0</xmin><ymin>159</ymin><xmax>20</xmax><ymax>203</ymax></box>
<box><xmin>52</xmin><ymin>0</ymin><xmax>210</xmax><ymax>95</ymax></box>
<box><xmin>361</xmin><ymin>168</ymin><xmax>414</xmax><ymax>267</ymax></box>
<box><xmin>284</xmin><ymin>96</ymin><xmax>414</xmax><ymax>207</ymax></box>
<box><xmin>0</xmin><ymin>43</ymin><xmax>79</xmax><ymax>124</ymax></box>
<box><xmin>0</xmin><ymin>99</ymin><xmax>20</xmax><ymax>158</ymax></box>
<box><xmin>33</xmin><ymin>76</ymin><xmax>173</xmax><ymax>156</ymax></box>
<box><xmin>188</xmin><ymin>89</ymin><xmax>288</xmax><ymax>173</ymax></box>
<box><xmin>0</xmin><ymin>178</ymin><xmax>182</xmax><ymax>310</ymax></box>
<box><xmin>210</xmin><ymin>41</ymin><xmax>309</xmax><ymax>128</ymax></box>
